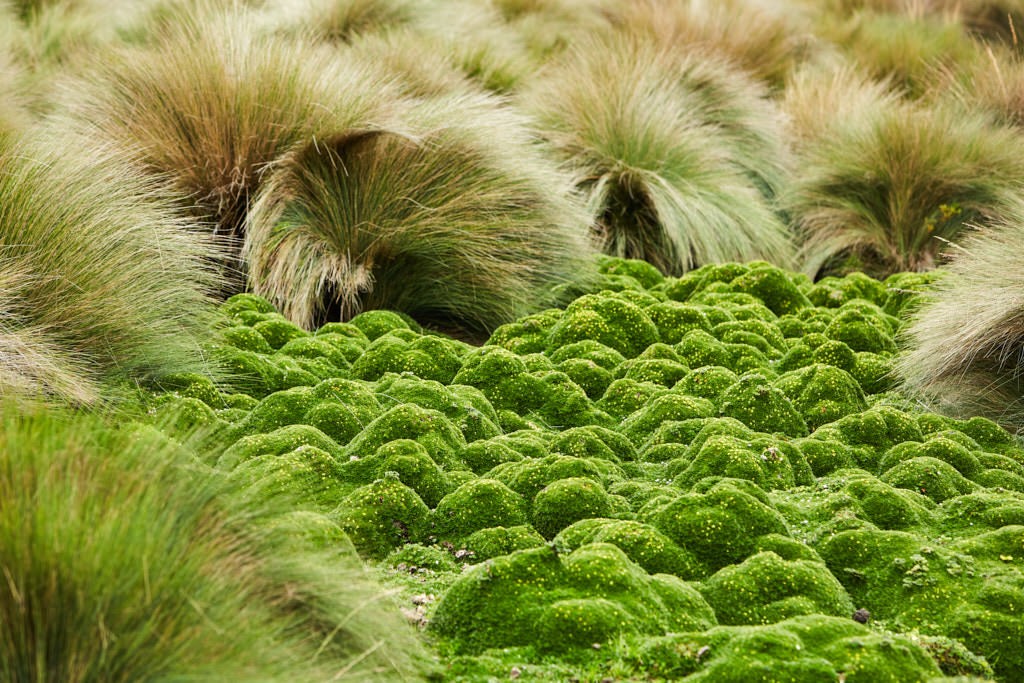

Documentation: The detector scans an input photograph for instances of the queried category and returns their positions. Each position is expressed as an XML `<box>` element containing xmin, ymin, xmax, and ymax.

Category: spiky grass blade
<box><xmin>897</xmin><ymin>205</ymin><xmax>1024</xmax><ymax>430</ymax></box>
<box><xmin>784</xmin><ymin>95</ymin><xmax>1024</xmax><ymax>277</ymax></box>
<box><xmin>245</xmin><ymin>92</ymin><xmax>596</xmax><ymax>334</ymax></box>
<box><xmin>0</xmin><ymin>132</ymin><xmax>221</xmax><ymax>402</ymax></box>
<box><xmin>0</xmin><ymin>404</ymin><xmax>430</xmax><ymax>681</ymax></box>
<box><xmin>522</xmin><ymin>34</ymin><xmax>794</xmax><ymax>275</ymax></box>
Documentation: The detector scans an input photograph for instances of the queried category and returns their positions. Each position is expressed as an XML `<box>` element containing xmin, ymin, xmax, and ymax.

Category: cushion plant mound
<box><xmin>641</xmin><ymin>480</ymin><xmax>790</xmax><ymax>575</ymax></box>
<box><xmin>429</xmin><ymin>543</ymin><xmax>717</xmax><ymax>655</ymax></box>
<box><xmin>460</xmin><ymin>525</ymin><xmax>547</xmax><ymax>563</ymax></box>
<box><xmin>531</xmin><ymin>476</ymin><xmax>614</xmax><ymax>539</ymax></box>
<box><xmin>698</xmin><ymin>551</ymin><xmax>855</xmax><ymax>626</ymax></box>
<box><xmin>554</xmin><ymin>518</ymin><xmax>703</xmax><ymax>579</ymax></box>
<box><xmin>717</xmin><ymin>372</ymin><xmax>809</xmax><ymax>437</ymax></box>
<box><xmin>432</xmin><ymin>478</ymin><xmax>529</xmax><ymax>542</ymax></box>
<box><xmin>351</xmin><ymin>332</ymin><xmax>467</xmax><ymax>383</ymax></box>
<box><xmin>144</xmin><ymin>258</ymin><xmax>1024</xmax><ymax>679</ymax></box>
<box><xmin>343</xmin><ymin>402</ymin><xmax>467</xmax><ymax>471</ymax></box>
<box><xmin>631</xmin><ymin>615</ymin><xmax>942</xmax><ymax>682</ymax></box>
<box><xmin>335</xmin><ymin>476</ymin><xmax>430</xmax><ymax>559</ymax></box>
<box><xmin>545</xmin><ymin>292</ymin><xmax>660</xmax><ymax>359</ymax></box>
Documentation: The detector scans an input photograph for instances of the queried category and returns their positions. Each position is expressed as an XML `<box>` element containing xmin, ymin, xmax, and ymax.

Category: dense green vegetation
<box><xmin>6</xmin><ymin>0</ymin><xmax>1024</xmax><ymax>680</ymax></box>
<box><xmin>143</xmin><ymin>258</ymin><xmax>1020</xmax><ymax>681</ymax></box>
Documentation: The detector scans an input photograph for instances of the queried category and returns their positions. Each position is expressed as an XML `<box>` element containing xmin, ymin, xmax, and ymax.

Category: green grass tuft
<box><xmin>897</xmin><ymin>204</ymin><xmax>1024</xmax><ymax>431</ymax></box>
<box><xmin>264</xmin><ymin>0</ymin><xmax>426</xmax><ymax>44</ymax></box>
<box><xmin>521</xmin><ymin>33</ymin><xmax>795</xmax><ymax>276</ymax></box>
<box><xmin>604</xmin><ymin>0</ymin><xmax>818</xmax><ymax>89</ymax></box>
<box><xmin>0</xmin><ymin>132</ymin><xmax>222</xmax><ymax>403</ymax></box>
<box><xmin>784</xmin><ymin>94</ymin><xmax>1024</xmax><ymax>277</ymax></box>
<box><xmin>245</xmin><ymin>90</ymin><xmax>596</xmax><ymax>336</ymax></box>
<box><xmin>820</xmin><ymin>9</ymin><xmax>983</xmax><ymax>98</ymax></box>
<box><xmin>53</xmin><ymin>6</ymin><xmax>401</xmax><ymax>260</ymax></box>
<box><xmin>0</xmin><ymin>403</ymin><xmax>431</xmax><ymax>681</ymax></box>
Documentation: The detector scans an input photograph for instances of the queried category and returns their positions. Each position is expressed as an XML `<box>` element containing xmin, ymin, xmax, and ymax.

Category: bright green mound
<box><xmin>148</xmin><ymin>257</ymin><xmax>1024</xmax><ymax>680</ymax></box>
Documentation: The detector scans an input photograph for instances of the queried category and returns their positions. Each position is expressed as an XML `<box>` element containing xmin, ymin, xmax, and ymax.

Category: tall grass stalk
<box><xmin>783</xmin><ymin>95</ymin><xmax>1024</xmax><ymax>277</ymax></box>
<box><xmin>897</xmin><ymin>205</ymin><xmax>1024</xmax><ymax>430</ymax></box>
<box><xmin>245</xmin><ymin>91</ymin><xmax>596</xmax><ymax>335</ymax></box>
<box><xmin>0</xmin><ymin>132</ymin><xmax>221</xmax><ymax>403</ymax></box>
<box><xmin>521</xmin><ymin>34</ymin><xmax>794</xmax><ymax>275</ymax></box>
<box><xmin>0</xmin><ymin>404</ymin><xmax>430</xmax><ymax>681</ymax></box>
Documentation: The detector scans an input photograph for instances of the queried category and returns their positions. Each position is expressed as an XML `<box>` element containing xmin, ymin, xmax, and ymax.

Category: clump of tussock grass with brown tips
<box><xmin>784</xmin><ymin>94</ymin><xmax>1024</xmax><ymax>278</ymax></box>
<box><xmin>950</xmin><ymin>0</ymin><xmax>1024</xmax><ymax>45</ymax></box>
<box><xmin>935</xmin><ymin>43</ymin><xmax>1024</xmax><ymax>128</ymax></box>
<box><xmin>819</xmin><ymin>9</ymin><xmax>983</xmax><ymax>97</ymax></box>
<box><xmin>408</xmin><ymin>0</ymin><xmax>538</xmax><ymax>93</ymax></box>
<box><xmin>897</xmin><ymin>206</ymin><xmax>1024</xmax><ymax>431</ymax></box>
<box><xmin>520</xmin><ymin>34</ymin><xmax>794</xmax><ymax>276</ymax></box>
<box><xmin>0</xmin><ymin>133</ymin><xmax>221</xmax><ymax>404</ymax></box>
<box><xmin>263</xmin><ymin>0</ymin><xmax>427</xmax><ymax>44</ymax></box>
<box><xmin>0</xmin><ymin>404</ymin><xmax>432</xmax><ymax>682</ymax></box>
<box><xmin>53</xmin><ymin>7</ymin><xmax>401</xmax><ymax>255</ymax></box>
<box><xmin>5</xmin><ymin>0</ymin><xmax>155</xmax><ymax>114</ymax></box>
<box><xmin>604</xmin><ymin>0</ymin><xmax>818</xmax><ymax>89</ymax></box>
<box><xmin>245</xmin><ymin>91</ymin><xmax>596</xmax><ymax>336</ymax></box>
<box><xmin>346</xmin><ymin>29</ymin><xmax>482</xmax><ymax>98</ymax></box>
<box><xmin>488</xmin><ymin>0</ymin><xmax>615</xmax><ymax>61</ymax></box>
<box><xmin>0</xmin><ymin>21</ymin><xmax>30</xmax><ymax>140</ymax></box>
<box><xmin>783</xmin><ymin>60</ymin><xmax>903</xmax><ymax>142</ymax></box>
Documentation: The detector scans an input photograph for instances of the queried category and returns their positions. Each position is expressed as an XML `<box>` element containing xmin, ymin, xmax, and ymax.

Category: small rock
<box><xmin>852</xmin><ymin>608</ymin><xmax>871</xmax><ymax>624</ymax></box>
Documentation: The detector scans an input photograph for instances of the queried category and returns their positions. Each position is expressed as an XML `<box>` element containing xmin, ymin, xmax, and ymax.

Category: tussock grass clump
<box><xmin>521</xmin><ymin>34</ymin><xmax>794</xmax><ymax>276</ymax></box>
<box><xmin>897</xmin><ymin>209</ymin><xmax>1024</xmax><ymax>430</ymax></box>
<box><xmin>489</xmin><ymin>0</ymin><xmax>614</xmax><ymax>61</ymax></box>
<box><xmin>952</xmin><ymin>0</ymin><xmax>1024</xmax><ymax>44</ymax></box>
<box><xmin>605</xmin><ymin>0</ymin><xmax>817</xmax><ymax>88</ymax></box>
<box><xmin>245</xmin><ymin>91</ymin><xmax>596</xmax><ymax>336</ymax></box>
<box><xmin>0</xmin><ymin>34</ymin><xmax>30</xmax><ymax>140</ymax></box>
<box><xmin>0</xmin><ymin>405</ymin><xmax>430</xmax><ymax>681</ymax></box>
<box><xmin>409</xmin><ymin>0</ymin><xmax>538</xmax><ymax>93</ymax></box>
<box><xmin>783</xmin><ymin>95</ymin><xmax>1024</xmax><ymax>277</ymax></box>
<box><xmin>264</xmin><ymin>0</ymin><xmax>426</xmax><ymax>44</ymax></box>
<box><xmin>54</xmin><ymin>7</ymin><xmax>400</xmax><ymax>248</ymax></box>
<box><xmin>0</xmin><ymin>134</ymin><xmax>221</xmax><ymax>403</ymax></box>
<box><xmin>4</xmin><ymin>0</ymin><xmax>153</xmax><ymax>114</ymax></box>
<box><xmin>783</xmin><ymin>61</ymin><xmax>903</xmax><ymax>142</ymax></box>
<box><xmin>820</xmin><ymin>9</ymin><xmax>982</xmax><ymax>97</ymax></box>
<box><xmin>346</xmin><ymin>30</ymin><xmax>480</xmax><ymax>98</ymax></box>
<box><xmin>937</xmin><ymin>44</ymin><xmax>1024</xmax><ymax>128</ymax></box>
